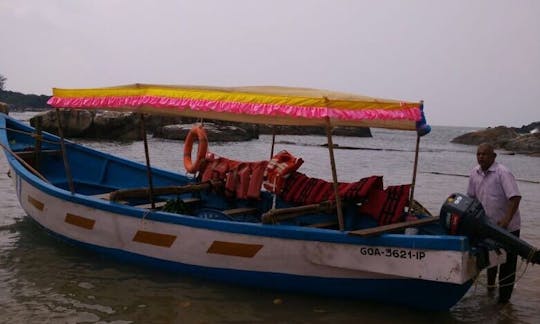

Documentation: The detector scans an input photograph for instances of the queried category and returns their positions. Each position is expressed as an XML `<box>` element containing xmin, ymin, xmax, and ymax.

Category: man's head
<box><xmin>476</xmin><ymin>143</ymin><xmax>496</xmax><ymax>171</ymax></box>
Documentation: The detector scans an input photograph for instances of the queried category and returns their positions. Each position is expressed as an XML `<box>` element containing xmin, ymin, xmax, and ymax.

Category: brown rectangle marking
<box><xmin>27</xmin><ymin>195</ymin><xmax>44</xmax><ymax>211</ymax></box>
<box><xmin>207</xmin><ymin>241</ymin><xmax>263</xmax><ymax>258</ymax></box>
<box><xmin>65</xmin><ymin>213</ymin><xmax>95</xmax><ymax>230</ymax></box>
<box><xmin>133</xmin><ymin>230</ymin><xmax>176</xmax><ymax>247</ymax></box>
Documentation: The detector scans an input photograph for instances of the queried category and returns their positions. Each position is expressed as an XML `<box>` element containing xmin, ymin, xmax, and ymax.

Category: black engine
<box><xmin>440</xmin><ymin>193</ymin><xmax>540</xmax><ymax>264</ymax></box>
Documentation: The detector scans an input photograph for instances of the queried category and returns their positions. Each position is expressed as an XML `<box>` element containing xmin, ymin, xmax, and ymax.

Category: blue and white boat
<box><xmin>0</xmin><ymin>84</ymin><xmax>524</xmax><ymax>310</ymax></box>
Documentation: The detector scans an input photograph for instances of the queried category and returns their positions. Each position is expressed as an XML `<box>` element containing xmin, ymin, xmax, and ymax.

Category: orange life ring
<box><xmin>183</xmin><ymin>125</ymin><xmax>208</xmax><ymax>173</ymax></box>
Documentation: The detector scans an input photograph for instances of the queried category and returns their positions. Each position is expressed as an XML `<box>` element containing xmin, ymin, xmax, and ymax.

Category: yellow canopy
<box><xmin>48</xmin><ymin>84</ymin><xmax>428</xmax><ymax>131</ymax></box>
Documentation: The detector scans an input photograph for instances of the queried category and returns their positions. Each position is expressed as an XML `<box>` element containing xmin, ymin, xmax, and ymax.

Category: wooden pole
<box><xmin>325</xmin><ymin>117</ymin><xmax>344</xmax><ymax>231</ymax></box>
<box><xmin>409</xmin><ymin>133</ymin><xmax>421</xmax><ymax>212</ymax></box>
<box><xmin>55</xmin><ymin>109</ymin><xmax>75</xmax><ymax>194</ymax></box>
<box><xmin>270</xmin><ymin>126</ymin><xmax>276</xmax><ymax>159</ymax></box>
<box><xmin>33</xmin><ymin>116</ymin><xmax>42</xmax><ymax>171</ymax></box>
<box><xmin>110</xmin><ymin>181</ymin><xmax>215</xmax><ymax>201</ymax></box>
<box><xmin>140</xmin><ymin>114</ymin><xmax>155</xmax><ymax>209</ymax></box>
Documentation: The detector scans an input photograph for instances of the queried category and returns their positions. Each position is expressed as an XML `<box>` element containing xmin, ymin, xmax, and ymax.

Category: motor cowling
<box><xmin>440</xmin><ymin>193</ymin><xmax>540</xmax><ymax>264</ymax></box>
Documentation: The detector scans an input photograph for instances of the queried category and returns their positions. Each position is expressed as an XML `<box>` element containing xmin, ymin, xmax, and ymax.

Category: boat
<box><xmin>1</xmin><ymin>84</ymin><xmax>537</xmax><ymax>310</ymax></box>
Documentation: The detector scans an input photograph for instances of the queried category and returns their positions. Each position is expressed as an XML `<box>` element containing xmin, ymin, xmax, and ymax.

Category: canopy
<box><xmin>47</xmin><ymin>84</ymin><xmax>430</xmax><ymax>133</ymax></box>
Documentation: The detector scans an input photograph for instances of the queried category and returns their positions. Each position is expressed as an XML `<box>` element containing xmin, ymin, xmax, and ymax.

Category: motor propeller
<box><xmin>440</xmin><ymin>193</ymin><xmax>540</xmax><ymax>264</ymax></box>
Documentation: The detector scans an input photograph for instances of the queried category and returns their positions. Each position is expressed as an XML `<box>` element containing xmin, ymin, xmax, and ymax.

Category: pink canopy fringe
<box><xmin>47</xmin><ymin>96</ymin><xmax>421</xmax><ymax>121</ymax></box>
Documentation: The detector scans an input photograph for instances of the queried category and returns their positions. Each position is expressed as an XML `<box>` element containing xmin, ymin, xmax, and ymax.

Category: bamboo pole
<box><xmin>33</xmin><ymin>116</ymin><xmax>42</xmax><ymax>171</ymax></box>
<box><xmin>55</xmin><ymin>109</ymin><xmax>75</xmax><ymax>194</ymax></box>
<box><xmin>409</xmin><ymin>133</ymin><xmax>421</xmax><ymax>213</ymax></box>
<box><xmin>140</xmin><ymin>114</ymin><xmax>155</xmax><ymax>209</ymax></box>
<box><xmin>270</xmin><ymin>126</ymin><xmax>276</xmax><ymax>159</ymax></box>
<box><xmin>325</xmin><ymin>117</ymin><xmax>344</xmax><ymax>231</ymax></box>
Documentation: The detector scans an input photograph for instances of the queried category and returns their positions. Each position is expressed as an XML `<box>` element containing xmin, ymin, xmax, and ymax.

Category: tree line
<box><xmin>0</xmin><ymin>73</ymin><xmax>50</xmax><ymax>110</ymax></box>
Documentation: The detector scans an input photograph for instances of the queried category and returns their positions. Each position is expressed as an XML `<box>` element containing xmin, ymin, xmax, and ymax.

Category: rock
<box><xmin>153</xmin><ymin>123</ymin><xmax>254</xmax><ymax>142</ymax></box>
<box><xmin>451</xmin><ymin>124</ymin><xmax>540</xmax><ymax>156</ymax></box>
<box><xmin>27</xmin><ymin>109</ymin><xmax>369</xmax><ymax>142</ymax></box>
<box><xmin>451</xmin><ymin>126</ymin><xmax>519</xmax><ymax>148</ymax></box>
<box><xmin>91</xmin><ymin>111</ymin><xmax>142</xmax><ymax>141</ymax></box>
<box><xmin>29</xmin><ymin>109</ymin><xmax>141</xmax><ymax>140</ymax></box>
<box><xmin>259</xmin><ymin>125</ymin><xmax>372</xmax><ymax>137</ymax></box>
<box><xmin>0</xmin><ymin>101</ymin><xmax>8</xmax><ymax>114</ymax></box>
<box><xmin>503</xmin><ymin>133</ymin><xmax>540</xmax><ymax>154</ymax></box>
<box><xmin>31</xmin><ymin>109</ymin><xmax>95</xmax><ymax>137</ymax></box>
<box><xmin>515</xmin><ymin>122</ymin><xmax>540</xmax><ymax>134</ymax></box>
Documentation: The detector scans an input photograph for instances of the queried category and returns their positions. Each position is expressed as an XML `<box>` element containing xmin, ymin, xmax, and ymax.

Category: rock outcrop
<box><xmin>258</xmin><ymin>125</ymin><xmax>372</xmax><ymax>137</ymax></box>
<box><xmin>29</xmin><ymin>109</ymin><xmax>372</xmax><ymax>141</ymax></box>
<box><xmin>153</xmin><ymin>123</ymin><xmax>255</xmax><ymax>142</ymax></box>
<box><xmin>451</xmin><ymin>122</ymin><xmax>540</xmax><ymax>156</ymax></box>
<box><xmin>30</xmin><ymin>110</ymin><xmax>143</xmax><ymax>141</ymax></box>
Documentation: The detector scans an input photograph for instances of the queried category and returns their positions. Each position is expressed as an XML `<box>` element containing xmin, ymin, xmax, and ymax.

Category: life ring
<box><xmin>183</xmin><ymin>125</ymin><xmax>208</xmax><ymax>173</ymax></box>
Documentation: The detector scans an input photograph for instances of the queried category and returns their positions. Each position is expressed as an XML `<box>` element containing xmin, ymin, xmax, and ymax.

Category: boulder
<box><xmin>31</xmin><ymin>109</ymin><xmax>94</xmax><ymax>137</ymax></box>
<box><xmin>451</xmin><ymin>126</ymin><xmax>519</xmax><ymax>148</ymax></box>
<box><xmin>451</xmin><ymin>124</ymin><xmax>540</xmax><ymax>156</ymax></box>
<box><xmin>503</xmin><ymin>133</ymin><xmax>540</xmax><ymax>154</ymax></box>
<box><xmin>91</xmin><ymin>111</ymin><xmax>142</xmax><ymax>141</ymax></box>
<box><xmin>515</xmin><ymin>122</ymin><xmax>540</xmax><ymax>134</ymax></box>
<box><xmin>153</xmin><ymin>123</ymin><xmax>254</xmax><ymax>142</ymax></box>
<box><xmin>259</xmin><ymin>125</ymin><xmax>372</xmax><ymax>137</ymax></box>
<box><xmin>0</xmin><ymin>101</ymin><xmax>8</xmax><ymax>114</ymax></box>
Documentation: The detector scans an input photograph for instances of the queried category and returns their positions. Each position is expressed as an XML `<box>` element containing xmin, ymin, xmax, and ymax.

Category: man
<box><xmin>467</xmin><ymin>143</ymin><xmax>521</xmax><ymax>304</ymax></box>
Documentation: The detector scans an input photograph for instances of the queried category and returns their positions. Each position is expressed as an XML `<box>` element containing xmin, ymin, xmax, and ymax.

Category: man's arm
<box><xmin>497</xmin><ymin>196</ymin><xmax>521</xmax><ymax>229</ymax></box>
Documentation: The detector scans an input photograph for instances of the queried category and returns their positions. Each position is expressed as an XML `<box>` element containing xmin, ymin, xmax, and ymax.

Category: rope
<box><xmin>479</xmin><ymin>247</ymin><xmax>538</xmax><ymax>290</ymax></box>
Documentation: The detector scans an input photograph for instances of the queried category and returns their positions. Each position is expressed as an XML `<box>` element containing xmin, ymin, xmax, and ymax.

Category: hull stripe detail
<box><xmin>133</xmin><ymin>230</ymin><xmax>176</xmax><ymax>247</ymax></box>
<box><xmin>65</xmin><ymin>213</ymin><xmax>95</xmax><ymax>230</ymax></box>
<box><xmin>207</xmin><ymin>240</ymin><xmax>263</xmax><ymax>257</ymax></box>
<box><xmin>27</xmin><ymin>195</ymin><xmax>44</xmax><ymax>211</ymax></box>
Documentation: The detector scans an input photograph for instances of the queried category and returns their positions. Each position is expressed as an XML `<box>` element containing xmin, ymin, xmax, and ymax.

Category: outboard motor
<box><xmin>440</xmin><ymin>193</ymin><xmax>540</xmax><ymax>264</ymax></box>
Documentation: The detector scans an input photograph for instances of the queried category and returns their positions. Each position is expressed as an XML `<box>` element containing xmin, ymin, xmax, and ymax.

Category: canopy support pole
<box><xmin>33</xmin><ymin>116</ymin><xmax>42</xmax><ymax>171</ymax></box>
<box><xmin>409</xmin><ymin>133</ymin><xmax>421</xmax><ymax>212</ymax></box>
<box><xmin>55</xmin><ymin>109</ymin><xmax>75</xmax><ymax>194</ymax></box>
<box><xmin>325</xmin><ymin>117</ymin><xmax>344</xmax><ymax>231</ymax></box>
<box><xmin>140</xmin><ymin>114</ymin><xmax>155</xmax><ymax>209</ymax></box>
<box><xmin>270</xmin><ymin>126</ymin><xmax>276</xmax><ymax>159</ymax></box>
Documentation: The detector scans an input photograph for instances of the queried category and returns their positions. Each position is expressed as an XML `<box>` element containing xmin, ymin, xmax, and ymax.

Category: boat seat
<box><xmin>132</xmin><ymin>197</ymin><xmax>201</xmax><ymax>210</ymax></box>
<box><xmin>223</xmin><ymin>207</ymin><xmax>259</xmax><ymax>216</ymax></box>
<box><xmin>305</xmin><ymin>221</ymin><xmax>338</xmax><ymax>229</ymax></box>
<box><xmin>16</xmin><ymin>149</ymin><xmax>62</xmax><ymax>160</ymax></box>
<box><xmin>91</xmin><ymin>192</ymin><xmax>127</xmax><ymax>204</ymax></box>
<box><xmin>131</xmin><ymin>201</ymin><xmax>168</xmax><ymax>209</ymax></box>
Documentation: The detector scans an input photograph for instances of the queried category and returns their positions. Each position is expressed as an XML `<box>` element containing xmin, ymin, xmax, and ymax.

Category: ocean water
<box><xmin>1</xmin><ymin>112</ymin><xmax>539</xmax><ymax>323</ymax></box>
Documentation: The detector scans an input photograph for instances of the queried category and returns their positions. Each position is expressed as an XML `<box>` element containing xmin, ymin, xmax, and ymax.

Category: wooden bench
<box><xmin>132</xmin><ymin>197</ymin><xmax>201</xmax><ymax>210</ymax></box>
<box><xmin>91</xmin><ymin>192</ymin><xmax>128</xmax><ymax>204</ymax></box>
<box><xmin>305</xmin><ymin>221</ymin><xmax>338</xmax><ymax>229</ymax></box>
<box><xmin>16</xmin><ymin>149</ymin><xmax>62</xmax><ymax>160</ymax></box>
<box><xmin>223</xmin><ymin>207</ymin><xmax>259</xmax><ymax>216</ymax></box>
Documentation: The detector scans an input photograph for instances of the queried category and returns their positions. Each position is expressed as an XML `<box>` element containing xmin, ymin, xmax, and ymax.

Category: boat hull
<box><xmin>0</xmin><ymin>113</ymin><xmax>494</xmax><ymax>310</ymax></box>
<box><xmin>9</xmin><ymin>164</ymin><xmax>475</xmax><ymax>310</ymax></box>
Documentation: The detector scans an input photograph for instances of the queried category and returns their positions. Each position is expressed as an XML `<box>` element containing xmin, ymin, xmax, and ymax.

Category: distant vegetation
<box><xmin>0</xmin><ymin>90</ymin><xmax>50</xmax><ymax>110</ymax></box>
<box><xmin>0</xmin><ymin>73</ymin><xmax>50</xmax><ymax>110</ymax></box>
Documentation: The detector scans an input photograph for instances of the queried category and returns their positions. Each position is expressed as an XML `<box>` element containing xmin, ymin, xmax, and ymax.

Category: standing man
<box><xmin>467</xmin><ymin>143</ymin><xmax>522</xmax><ymax>304</ymax></box>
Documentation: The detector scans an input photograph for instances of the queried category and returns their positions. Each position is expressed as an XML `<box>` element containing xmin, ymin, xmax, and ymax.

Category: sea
<box><xmin>1</xmin><ymin>112</ymin><xmax>539</xmax><ymax>324</ymax></box>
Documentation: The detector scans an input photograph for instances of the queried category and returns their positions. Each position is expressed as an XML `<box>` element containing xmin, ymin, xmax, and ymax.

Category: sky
<box><xmin>0</xmin><ymin>0</ymin><xmax>538</xmax><ymax>127</ymax></box>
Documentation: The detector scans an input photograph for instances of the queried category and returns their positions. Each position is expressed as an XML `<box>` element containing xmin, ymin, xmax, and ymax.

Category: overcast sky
<box><xmin>1</xmin><ymin>0</ymin><xmax>538</xmax><ymax>127</ymax></box>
